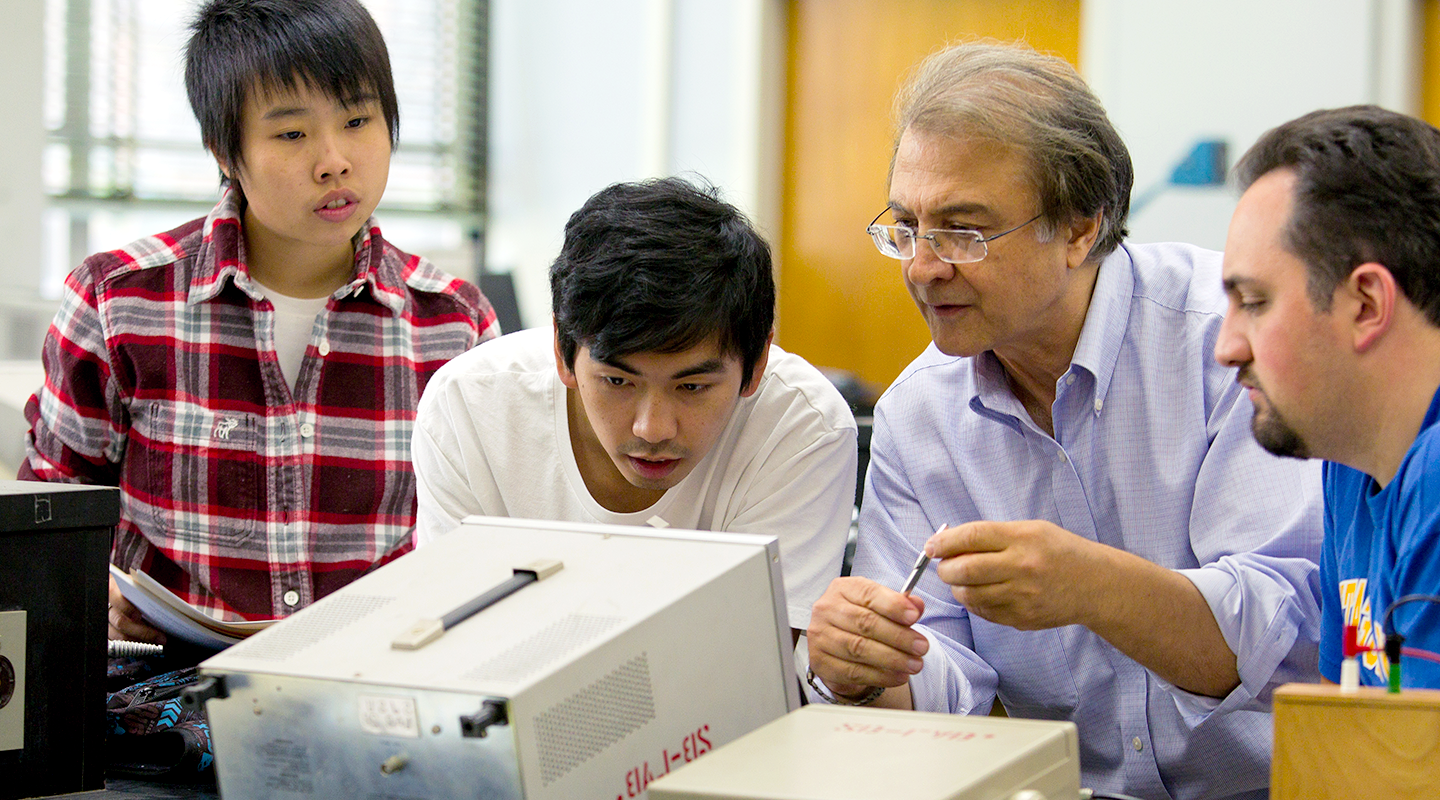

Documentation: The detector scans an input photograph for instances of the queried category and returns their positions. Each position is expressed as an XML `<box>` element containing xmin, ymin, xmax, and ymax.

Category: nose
<box><xmin>313</xmin><ymin>132</ymin><xmax>352</xmax><ymax>182</ymax></box>
<box><xmin>1214</xmin><ymin>310</ymin><xmax>1251</xmax><ymax>368</ymax></box>
<box><xmin>903</xmin><ymin>239</ymin><xmax>956</xmax><ymax>287</ymax></box>
<box><xmin>632</xmin><ymin>391</ymin><xmax>678</xmax><ymax>444</ymax></box>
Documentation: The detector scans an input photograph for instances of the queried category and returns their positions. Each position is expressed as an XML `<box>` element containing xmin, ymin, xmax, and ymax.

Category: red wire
<box><xmin>1401</xmin><ymin>646</ymin><xmax>1440</xmax><ymax>666</ymax></box>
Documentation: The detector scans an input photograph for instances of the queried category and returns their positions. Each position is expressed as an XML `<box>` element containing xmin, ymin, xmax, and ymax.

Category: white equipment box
<box><xmin>647</xmin><ymin>705</ymin><xmax>1080</xmax><ymax>800</ymax></box>
<box><xmin>194</xmin><ymin>517</ymin><xmax>799</xmax><ymax>800</ymax></box>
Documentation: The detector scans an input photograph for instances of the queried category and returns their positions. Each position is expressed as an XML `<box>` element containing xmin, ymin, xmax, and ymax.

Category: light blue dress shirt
<box><xmin>854</xmin><ymin>242</ymin><xmax>1324</xmax><ymax>800</ymax></box>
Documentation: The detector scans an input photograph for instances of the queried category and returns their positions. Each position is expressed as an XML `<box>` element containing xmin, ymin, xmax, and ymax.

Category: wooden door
<box><xmin>1426</xmin><ymin>0</ymin><xmax>1440</xmax><ymax>126</ymax></box>
<box><xmin>778</xmin><ymin>0</ymin><xmax>1081</xmax><ymax>390</ymax></box>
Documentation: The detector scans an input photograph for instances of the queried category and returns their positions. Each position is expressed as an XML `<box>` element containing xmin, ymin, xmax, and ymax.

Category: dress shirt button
<box><xmin>1057</xmin><ymin>451</ymin><xmax>1068</xmax><ymax>464</ymax></box>
<box><xmin>1132</xmin><ymin>736</ymin><xmax>1144</xmax><ymax>752</ymax></box>
<box><xmin>283</xmin><ymin>590</ymin><xmax>300</xmax><ymax>607</ymax></box>
<box><xmin>318</xmin><ymin>340</ymin><xmax>331</xmax><ymax>357</ymax></box>
<box><xmin>1094</xmin><ymin>398</ymin><xmax>1104</xmax><ymax>414</ymax></box>
<box><xmin>299</xmin><ymin>422</ymin><xmax>315</xmax><ymax>438</ymax></box>
<box><xmin>1064</xmin><ymin>373</ymin><xmax>1075</xmax><ymax>386</ymax></box>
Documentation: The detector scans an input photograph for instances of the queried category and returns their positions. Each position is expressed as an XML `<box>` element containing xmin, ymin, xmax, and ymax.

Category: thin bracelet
<box><xmin>805</xmin><ymin>666</ymin><xmax>886</xmax><ymax>706</ymax></box>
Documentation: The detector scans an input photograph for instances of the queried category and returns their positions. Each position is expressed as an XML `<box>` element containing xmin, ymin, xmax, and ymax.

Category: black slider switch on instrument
<box><xmin>391</xmin><ymin>559</ymin><xmax>565</xmax><ymax>650</ymax></box>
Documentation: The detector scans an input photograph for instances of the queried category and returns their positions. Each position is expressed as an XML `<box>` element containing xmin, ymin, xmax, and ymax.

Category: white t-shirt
<box><xmin>412</xmin><ymin>327</ymin><xmax>858</xmax><ymax>628</ymax></box>
<box><xmin>261</xmin><ymin>288</ymin><xmax>330</xmax><ymax>389</ymax></box>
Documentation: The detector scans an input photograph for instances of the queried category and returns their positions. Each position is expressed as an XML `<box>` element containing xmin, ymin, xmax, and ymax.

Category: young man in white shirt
<box><xmin>412</xmin><ymin>178</ymin><xmax>857</xmax><ymax>634</ymax></box>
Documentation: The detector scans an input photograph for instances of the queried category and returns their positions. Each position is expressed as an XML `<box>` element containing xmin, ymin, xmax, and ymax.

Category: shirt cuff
<box><xmin>1172</xmin><ymin>565</ymin><xmax>1309</xmax><ymax>721</ymax></box>
<box><xmin>907</xmin><ymin>627</ymin><xmax>996</xmax><ymax>715</ymax></box>
<box><xmin>1182</xmin><ymin>567</ymin><xmax>1243</xmax><ymax>652</ymax></box>
<box><xmin>799</xmin><ymin>627</ymin><xmax>998</xmax><ymax>714</ymax></box>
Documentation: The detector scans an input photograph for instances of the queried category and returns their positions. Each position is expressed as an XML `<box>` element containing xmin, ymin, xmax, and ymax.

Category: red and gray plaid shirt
<box><xmin>21</xmin><ymin>189</ymin><xmax>496</xmax><ymax>621</ymax></box>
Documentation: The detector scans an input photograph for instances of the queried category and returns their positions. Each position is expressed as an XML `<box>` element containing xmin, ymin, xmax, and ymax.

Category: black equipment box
<box><xmin>0</xmin><ymin>480</ymin><xmax>119</xmax><ymax>799</ymax></box>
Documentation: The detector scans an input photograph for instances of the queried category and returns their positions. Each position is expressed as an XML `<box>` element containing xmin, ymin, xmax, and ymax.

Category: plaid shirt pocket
<box><xmin>136</xmin><ymin>401</ymin><xmax>262</xmax><ymax>548</ymax></box>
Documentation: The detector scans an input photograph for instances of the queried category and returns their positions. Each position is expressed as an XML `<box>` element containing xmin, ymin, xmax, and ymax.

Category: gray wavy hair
<box><xmin>892</xmin><ymin>41</ymin><xmax>1133</xmax><ymax>262</ymax></box>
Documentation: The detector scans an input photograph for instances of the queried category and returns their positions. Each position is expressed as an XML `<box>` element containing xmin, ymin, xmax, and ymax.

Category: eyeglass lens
<box><xmin>872</xmin><ymin>226</ymin><xmax>985</xmax><ymax>264</ymax></box>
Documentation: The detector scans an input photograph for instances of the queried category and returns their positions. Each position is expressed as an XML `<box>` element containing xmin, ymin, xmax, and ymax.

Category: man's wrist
<box><xmin>805</xmin><ymin>667</ymin><xmax>885</xmax><ymax>706</ymax></box>
<box><xmin>1072</xmin><ymin>541</ymin><xmax>1131</xmax><ymax>633</ymax></box>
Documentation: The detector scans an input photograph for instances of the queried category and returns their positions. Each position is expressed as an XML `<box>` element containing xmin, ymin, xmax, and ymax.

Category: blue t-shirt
<box><xmin>1320</xmin><ymin>384</ymin><xmax>1440</xmax><ymax>687</ymax></box>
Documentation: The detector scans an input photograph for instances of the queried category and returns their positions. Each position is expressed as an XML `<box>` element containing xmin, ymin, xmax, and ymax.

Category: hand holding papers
<box><xmin>108</xmin><ymin>564</ymin><xmax>274</xmax><ymax>651</ymax></box>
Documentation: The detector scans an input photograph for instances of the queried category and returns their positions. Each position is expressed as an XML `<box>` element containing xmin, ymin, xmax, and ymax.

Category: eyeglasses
<box><xmin>866</xmin><ymin>210</ymin><xmax>1043</xmax><ymax>264</ymax></box>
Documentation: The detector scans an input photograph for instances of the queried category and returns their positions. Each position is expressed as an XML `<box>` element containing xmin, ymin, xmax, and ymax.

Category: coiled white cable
<box><xmin>108</xmin><ymin>640</ymin><xmax>165</xmax><ymax>658</ymax></box>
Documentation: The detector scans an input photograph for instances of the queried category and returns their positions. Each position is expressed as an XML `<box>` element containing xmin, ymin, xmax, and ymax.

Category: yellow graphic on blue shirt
<box><xmin>1338</xmin><ymin>578</ymin><xmax>1389</xmax><ymax>681</ymax></box>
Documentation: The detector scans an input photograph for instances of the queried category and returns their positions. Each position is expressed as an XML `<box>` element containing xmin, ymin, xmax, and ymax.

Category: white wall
<box><xmin>0</xmin><ymin>0</ymin><xmax>53</xmax><ymax>361</ymax></box>
<box><xmin>0</xmin><ymin>1</ymin><xmax>48</xmax><ymax>466</ymax></box>
<box><xmin>1082</xmin><ymin>0</ymin><xmax>1421</xmax><ymax>251</ymax></box>
<box><xmin>0</xmin><ymin>2</ymin><xmax>44</xmax><ymax>292</ymax></box>
<box><xmin>486</xmin><ymin>0</ymin><xmax>785</xmax><ymax>330</ymax></box>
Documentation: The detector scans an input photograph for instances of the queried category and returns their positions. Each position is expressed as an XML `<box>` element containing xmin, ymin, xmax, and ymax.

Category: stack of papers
<box><xmin>109</xmin><ymin>564</ymin><xmax>275</xmax><ymax>650</ymax></box>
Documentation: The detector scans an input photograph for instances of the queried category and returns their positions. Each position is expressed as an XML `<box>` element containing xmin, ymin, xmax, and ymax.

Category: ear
<box><xmin>210</xmin><ymin>148</ymin><xmax>236</xmax><ymax>183</ymax></box>
<box><xmin>739</xmin><ymin>331</ymin><xmax>774</xmax><ymax>398</ymax></box>
<box><xmin>1345</xmin><ymin>263</ymin><xmax>1399</xmax><ymax>354</ymax></box>
<box><xmin>553</xmin><ymin>324</ymin><xmax>579</xmax><ymax>389</ymax></box>
<box><xmin>1064</xmin><ymin>212</ymin><xmax>1104</xmax><ymax>270</ymax></box>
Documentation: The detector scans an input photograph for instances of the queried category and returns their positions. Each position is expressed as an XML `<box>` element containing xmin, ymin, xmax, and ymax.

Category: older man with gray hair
<box><xmin>806</xmin><ymin>42</ymin><xmax>1323</xmax><ymax>799</ymax></box>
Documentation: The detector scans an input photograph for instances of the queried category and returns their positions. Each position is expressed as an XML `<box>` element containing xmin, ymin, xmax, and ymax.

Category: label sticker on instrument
<box><xmin>358</xmin><ymin>694</ymin><xmax>420</xmax><ymax>738</ymax></box>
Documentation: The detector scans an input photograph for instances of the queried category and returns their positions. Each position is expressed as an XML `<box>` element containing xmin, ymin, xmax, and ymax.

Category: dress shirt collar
<box><xmin>1066</xmin><ymin>244</ymin><xmax>1135</xmax><ymax>415</ymax></box>
<box><xmin>186</xmin><ymin>187</ymin><xmax>407</xmax><ymax>314</ymax></box>
<box><xmin>969</xmin><ymin>245</ymin><xmax>1134</xmax><ymax>428</ymax></box>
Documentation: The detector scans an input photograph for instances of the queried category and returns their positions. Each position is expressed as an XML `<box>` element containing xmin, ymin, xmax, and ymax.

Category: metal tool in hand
<box><xmin>899</xmin><ymin>524</ymin><xmax>948</xmax><ymax>596</ymax></box>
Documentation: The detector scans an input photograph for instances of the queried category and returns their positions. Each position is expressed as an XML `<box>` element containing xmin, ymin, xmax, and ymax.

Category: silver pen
<box><xmin>900</xmin><ymin>551</ymin><xmax>930</xmax><ymax>595</ymax></box>
<box><xmin>900</xmin><ymin>524</ymin><xmax>948</xmax><ymax>595</ymax></box>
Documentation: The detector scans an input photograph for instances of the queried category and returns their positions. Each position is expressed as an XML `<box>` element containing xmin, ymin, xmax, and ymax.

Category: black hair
<box><xmin>551</xmin><ymin>177</ymin><xmax>776</xmax><ymax>381</ymax></box>
<box><xmin>185</xmin><ymin>0</ymin><xmax>399</xmax><ymax>179</ymax></box>
<box><xmin>1235</xmin><ymin>105</ymin><xmax>1440</xmax><ymax>325</ymax></box>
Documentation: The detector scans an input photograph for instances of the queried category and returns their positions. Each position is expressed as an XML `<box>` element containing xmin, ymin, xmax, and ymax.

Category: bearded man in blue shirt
<box><xmin>1216</xmin><ymin>106</ymin><xmax>1440</xmax><ymax>691</ymax></box>
<box><xmin>805</xmin><ymin>42</ymin><xmax>1324</xmax><ymax>800</ymax></box>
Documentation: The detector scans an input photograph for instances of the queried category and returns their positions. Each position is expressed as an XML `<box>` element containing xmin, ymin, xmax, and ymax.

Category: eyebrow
<box><xmin>341</xmin><ymin>92</ymin><xmax>381</xmax><ymax>109</ymax></box>
<box><xmin>1221</xmin><ymin>276</ymin><xmax>1258</xmax><ymax>293</ymax></box>
<box><xmin>602</xmin><ymin>356</ymin><xmax>728</xmax><ymax>380</ymax></box>
<box><xmin>259</xmin><ymin>93</ymin><xmax>381</xmax><ymax>121</ymax></box>
<box><xmin>888</xmin><ymin>200</ymin><xmax>995</xmax><ymax>221</ymax></box>
<box><xmin>261</xmin><ymin>105</ymin><xmax>310</xmax><ymax>121</ymax></box>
